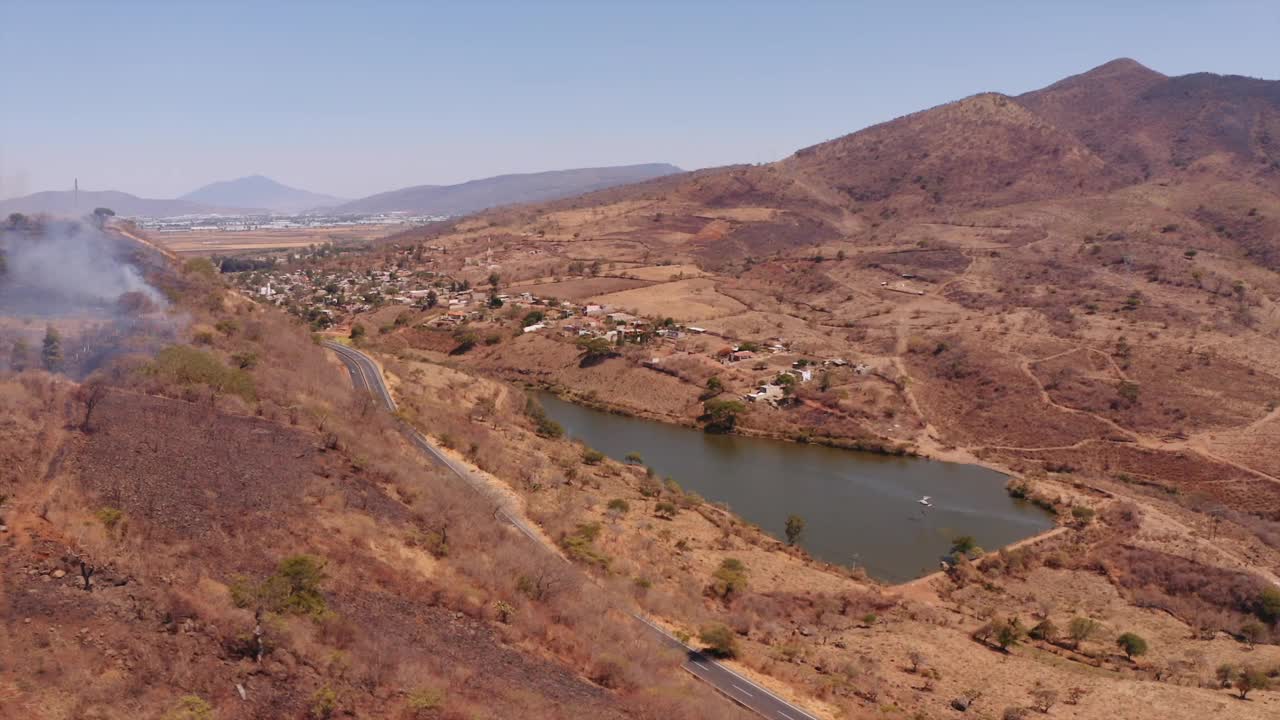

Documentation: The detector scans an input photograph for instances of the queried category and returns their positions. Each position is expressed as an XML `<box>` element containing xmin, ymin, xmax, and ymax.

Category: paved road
<box><xmin>324</xmin><ymin>341</ymin><xmax>821</xmax><ymax>720</ymax></box>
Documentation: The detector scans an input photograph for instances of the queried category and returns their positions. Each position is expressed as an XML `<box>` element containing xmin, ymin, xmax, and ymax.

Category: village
<box><xmin>229</xmin><ymin>257</ymin><xmax>874</xmax><ymax>408</ymax></box>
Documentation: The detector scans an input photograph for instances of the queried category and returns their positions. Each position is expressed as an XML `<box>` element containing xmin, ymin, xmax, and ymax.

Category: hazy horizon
<box><xmin>2</xmin><ymin>0</ymin><xmax>1277</xmax><ymax>201</ymax></box>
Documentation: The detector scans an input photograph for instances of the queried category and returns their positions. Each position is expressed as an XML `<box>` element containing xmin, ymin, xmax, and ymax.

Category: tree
<box><xmin>702</xmin><ymin>398</ymin><xmax>745</xmax><ymax>433</ymax></box>
<box><xmin>784</xmin><ymin>514</ymin><xmax>805</xmax><ymax>545</ymax></box>
<box><xmin>487</xmin><ymin>290</ymin><xmax>503</xmax><ymax>308</ymax></box>
<box><xmin>487</xmin><ymin>271</ymin><xmax>501</xmax><ymax>288</ymax></box>
<box><xmin>41</xmin><ymin>326</ymin><xmax>63</xmax><ymax>372</ymax></box>
<box><xmin>424</xmin><ymin>289</ymin><xmax>439</xmax><ymax>309</ymax></box>
<box><xmin>577</xmin><ymin>336</ymin><xmax>613</xmax><ymax>363</ymax></box>
<box><xmin>92</xmin><ymin>207</ymin><xmax>115</xmax><ymax>228</ymax></box>
<box><xmin>623</xmin><ymin>452</ymin><xmax>643</xmax><ymax>465</ymax></box>
<box><xmin>606</xmin><ymin>498</ymin><xmax>630</xmax><ymax>518</ymax></box>
<box><xmin>349</xmin><ymin>323</ymin><xmax>366</xmax><ymax>341</ymax></box>
<box><xmin>1235</xmin><ymin>666</ymin><xmax>1269</xmax><ymax>699</ymax></box>
<box><xmin>699</xmin><ymin>623</ymin><xmax>737</xmax><ymax>658</ymax></box>
<box><xmin>522</xmin><ymin>310</ymin><xmax>545</xmax><ymax>327</ymax></box>
<box><xmin>1068</xmin><ymin>617</ymin><xmax>1100</xmax><ymax>648</ymax></box>
<box><xmin>1115</xmin><ymin>632</ymin><xmax>1148</xmax><ymax>660</ymax></box>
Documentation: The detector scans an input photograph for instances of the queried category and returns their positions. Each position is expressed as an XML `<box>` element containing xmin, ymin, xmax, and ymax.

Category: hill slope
<box><xmin>180</xmin><ymin>174</ymin><xmax>346</xmax><ymax>213</ymax></box>
<box><xmin>331</xmin><ymin>163</ymin><xmax>684</xmax><ymax>215</ymax></box>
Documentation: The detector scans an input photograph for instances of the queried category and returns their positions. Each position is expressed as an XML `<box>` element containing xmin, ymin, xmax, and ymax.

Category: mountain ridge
<box><xmin>180</xmin><ymin>174</ymin><xmax>345</xmax><ymax>214</ymax></box>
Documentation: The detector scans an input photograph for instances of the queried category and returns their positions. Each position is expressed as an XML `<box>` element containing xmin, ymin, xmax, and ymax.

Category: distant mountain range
<box><xmin>0</xmin><ymin>163</ymin><xmax>684</xmax><ymax>219</ymax></box>
<box><xmin>327</xmin><ymin>163</ymin><xmax>684</xmax><ymax>214</ymax></box>
<box><xmin>0</xmin><ymin>190</ymin><xmax>250</xmax><ymax>218</ymax></box>
<box><xmin>180</xmin><ymin>175</ymin><xmax>345</xmax><ymax>214</ymax></box>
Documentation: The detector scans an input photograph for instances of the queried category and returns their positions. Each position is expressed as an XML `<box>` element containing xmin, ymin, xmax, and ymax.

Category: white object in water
<box><xmin>918</xmin><ymin>496</ymin><xmax>933</xmax><ymax>507</ymax></box>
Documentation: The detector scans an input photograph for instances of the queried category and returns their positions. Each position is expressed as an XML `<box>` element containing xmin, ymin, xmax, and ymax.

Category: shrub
<box><xmin>1115</xmin><ymin>632</ymin><xmax>1148</xmax><ymax>660</ymax></box>
<box><xmin>232</xmin><ymin>555</ymin><xmax>328</xmax><ymax>616</ymax></box>
<box><xmin>996</xmin><ymin>617</ymin><xmax>1025</xmax><ymax>650</ymax></box>
<box><xmin>349</xmin><ymin>323</ymin><xmax>366</xmax><ymax>341</ymax></box>
<box><xmin>1028</xmin><ymin>619</ymin><xmax>1058</xmax><ymax>642</ymax></box>
<box><xmin>149</xmin><ymin>345</ymin><xmax>256</xmax><ymax>402</ymax></box>
<box><xmin>523</xmin><ymin>396</ymin><xmax>563</xmax><ymax>438</ymax></box>
<box><xmin>1236</xmin><ymin>666</ymin><xmax>1269</xmax><ymax>699</ymax></box>
<box><xmin>654</xmin><ymin>501</ymin><xmax>677</xmax><ymax>519</ymax></box>
<box><xmin>165</xmin><ymin>695</ymin><xmax>213</xmax><ymax>720</ymax></box>
<box><xmin>699</xmin><ymin>623</ymin><xmax>737</xmax><ymax>658</ymax></box>
<box><xmin>311</xmin><ymin>686</ymin><xmax>338</xmax><ymax>719</ymax></box>
<box><xmin>708</xmin><ymin>558</ymin><xmax>748</xmax><ymax>601</ymax></box>
<box><xmin>406</xmin><ymin>687</ymin><xmax>445</xmax><ymax>716</ymax></box>
<box><xmin>561</xmin><ymin>523</ymin><xmax>610</xmax><ymax>569</ymax></box>
<box><xmin>624</xmin><ymin>452</ymin><xmax>643</xmax><ymax>465</ymax></box>
<box><xmin>96</xmin><ymin>507</ymin><xmax>125</xmax><ymax>532</ymax></box>
<box><xmin>1068</xmin><ymin>617</ymin><xmax>1100</xmax><ymax>648</ymax></box>
<box><xmin>582</xmin><ymin>449</ymin><xmax>605</xmax><ymax>465</ymax></box>
<box><xmin>784</xmin><ymin>514</ymin><xmax>805</xmax><ymax>545</ymax></box>
<box><xmin>606</xmin><ymin>498</ymin><xmax>630</xmax><ymax>516</ymax></box>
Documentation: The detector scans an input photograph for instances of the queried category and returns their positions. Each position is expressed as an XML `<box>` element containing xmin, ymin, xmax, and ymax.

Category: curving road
<box><xmin>324</xmin><ymin>341</ymin><xmax>821</xmax><ymax>720</ymax></box>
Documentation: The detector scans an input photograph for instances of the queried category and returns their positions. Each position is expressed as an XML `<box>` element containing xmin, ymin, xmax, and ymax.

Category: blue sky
<box><xmin>1</xmin><ymin>1</ymin><xmax>1277</xmax><ymax>200</ymax></box>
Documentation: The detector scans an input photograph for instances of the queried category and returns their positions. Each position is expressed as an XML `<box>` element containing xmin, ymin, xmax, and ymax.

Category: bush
<box><xmin>654</xmin><ymin>500</ymin><xmax>677</xmax><ymax>519</ymax></box>
<box><xmin>149</xmin><ymin>345</ymin><xmax>256</xmax><ymax>402</ymax></box>
<box><xmin>785</xmin><ymin>514</ymin><xmax>805</xmax><ymax>545</ymax></box>
<box><xmin>708</xmin><ymin>558</ymin><xmax>748</xmax><ymax>601</ymax></box>
<box><xmin>606</xmin><ymin>498</ymin><xmax>630</xmax><ymax>516</ymax></box>
<box><xmin>311</xmin><ymin>686</ymin><xmax>338</xmax><ymax>719</ymax></box>
<box><xmin>165</xmin><ymin>695</ymin><xmax>213</xmax><ymax>720</ymax></box>
<box><xmin>1028</xmin><ymin>619</ymin><xmax>1058</xmax><ymax>642</ymax></box>
<box><xmin>96</xmin><ymin>507</ymin><xmax>125</xmax><ymax>532</ymax></box>
<box><xmin>582</xmin><ymin>448</ymin><xmax>605</xmax><ymax>465</ymax></box>
<box><xmin>406</xmin><ymin>687</ymin><xmax>445</xmax><ymax>716</ymax></box>
<box><xmin>1236</xmin><ymin>666</ymin><xmax>1270</xmax><ymax>699</ymax></box>
<box><xmin>701</xmin><ymin>398</ymin><xmax>745</xmax><ymax>433</ymax></box>
<box><xmin>1068</xmin><ymin>617</ymin><xmax>1100</xmax><ymax>647</ymax></box>
<box><xmin>699</xmin><ymin>623</ymin><xmax>738</xmax><ymax>658</ymax></box>
<box><xmin>561</xmin><ymin>523</ymin><xmax>610</xmax><ymax>569</ymax></box>
<box><xmin>232</xmin><ymin>555</ymin><xmax>328</xmax><ymax>616</ymax></box>
<box><xmin>523</xmin><ymin>396</ymin><xmax>564</xmax><ymax>438</ymax></box>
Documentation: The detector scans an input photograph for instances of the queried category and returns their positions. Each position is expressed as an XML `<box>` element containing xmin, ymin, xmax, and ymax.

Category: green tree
<box><xmin>487</xmin><ymin>291</ymin><xmax>503</xmax><ymax>308</ymax></box>
<box><xmin>349</xmin><ymin>323</ymin><xmax>367</xmax><ymax>341</ymax></box>
<box><xmin>784</xmin><ymin>514</ymin><xmax>805</xmax><ymax>545</ymax></box>
<box><xmin>522</xmin><ymin>310</ymin><xmax>545</xmax><ymax>327</ymax></box>
<box><xmin>702</xmin><ymin>398</ymin><xmax>745</xmax><ymax>433</ymax></box>
<box><xmin>699</xmin><ymin>623</ymin><xmax>738</xmax><ymax>658</ymax></box>
<box><xmin>577</xmin><ymin>335</ymin><xmax>614</xmax><ymax>362</ymax></box>
<box><xmin>1115</xmin><ymin>632</ymin><xmax>1148</xmax><ymax>660</ymax></box>
<box><xmin>424</xmin><ymin>289</ymin><xmax>438</xmax><ymax>308</ymax></box>
<box><xmin>41</xmin><ymin>326</ymin><xmax>63</xmax><ymax>372</ymax></box>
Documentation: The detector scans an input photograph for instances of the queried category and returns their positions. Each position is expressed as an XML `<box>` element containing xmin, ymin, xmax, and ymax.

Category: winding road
<box><xmin>324</xmin><ymin>341</ymin><xmax>821</xmax><ymax>720</ymax></box>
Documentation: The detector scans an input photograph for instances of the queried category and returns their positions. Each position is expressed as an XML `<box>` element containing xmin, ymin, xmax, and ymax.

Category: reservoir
<box><xmin>536</xmin><ymin>393</ymin><xmax>1054</xmax><ymax>583</ymax></box>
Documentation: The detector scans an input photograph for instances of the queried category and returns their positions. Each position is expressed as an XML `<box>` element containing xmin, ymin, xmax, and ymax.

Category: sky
<box><xmin>2</xmin><ymin>0</ymin><xmax>1278</xmax><ymax>201</ymax></box>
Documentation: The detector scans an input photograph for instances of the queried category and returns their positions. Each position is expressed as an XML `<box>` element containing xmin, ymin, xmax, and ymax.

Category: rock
<box><xmin>51</xmin><ymin>569</ymin><xmax>66</xmax><ymax>579</ymax></box>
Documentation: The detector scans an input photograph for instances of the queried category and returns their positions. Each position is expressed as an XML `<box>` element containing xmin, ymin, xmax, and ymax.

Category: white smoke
<box><xmin>0</xmin><ymin>219</ymin><xmax>165</xmax><ymax>315</ymax></box>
